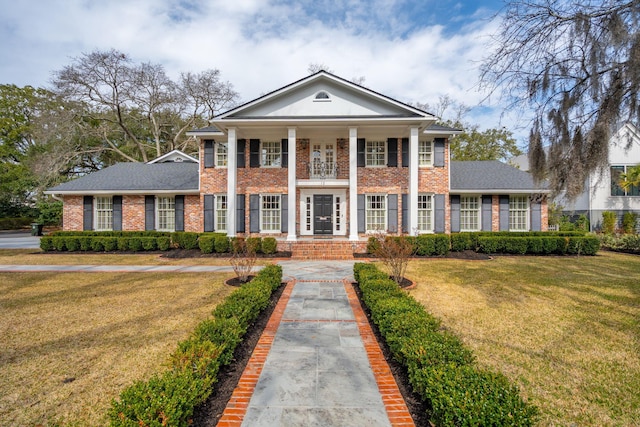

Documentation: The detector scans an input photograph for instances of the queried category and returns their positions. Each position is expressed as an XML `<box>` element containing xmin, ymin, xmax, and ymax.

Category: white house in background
<box><xmin>514</xmin><ymin>122</ymin><xmax>640</xmax><ymax>231</ymax></box>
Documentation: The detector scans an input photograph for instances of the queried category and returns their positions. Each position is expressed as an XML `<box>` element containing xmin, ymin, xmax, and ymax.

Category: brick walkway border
<box><xmin>216</xmin><ymin>277</ymin><xmax>415</xmax><ymax>427</ymax></box>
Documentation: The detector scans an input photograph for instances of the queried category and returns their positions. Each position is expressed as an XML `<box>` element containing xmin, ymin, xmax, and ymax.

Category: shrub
<box><xmin>622</xmin><ymin>212</ymin><xmax>638</xmax><ymax>234</ymax></box>
<box><xmin>214</xmin><ymin>235</ymin><xmax>230</xmax><ymax>253</ymax></box>
<box><xmin>53</xmin><ymin>237</ymin><xmax>66</xmax><ymax>251</ymax></box>
<box><xmin>415</xmin><ymin>234</ymin><xmax>449</xmax><ymax>256</ymax></box>
<box><xmin>157</xmin><ymin>236</ymin><xmax>171</xmax><ymax>251</ymax></box>
<box><xmin>245</xmin><ymin>237</ymin><xmax>262</xmax><ymax>254</ymax></box>
<box><xmin>172</xmin><ymin>232</ymin><xmax>199</xmax><ymax>250</ymax></box>
<box><xmin>198</xmin><ymin>236</ymin><xmax>215</xmax><ymax>254</ymax></box>
<box><xmin>128</xmin><ymin>237</ymin><xmax>143</xmax><ymax>252</ymax></box>
<box><xmin>602</xmin><ymin>211</ymin><xmax>617</xmax><ymax>234</ymax></box>
<box><xmin>190</xmin><ymin>317</ymin><xmax>244</xmax><ymax>366</ymax></box>
<box><xmin>366</xmin><ymin>236</ymin><xmax>381</xmax><ymax>254</ymax></box>
<box><xmin>40</xmin><ymin>236</ymin><xmax>53</xmax><ymax>251</ymax></box>
<box><xmin>141</xmin><ymin>237</ymin><xmax>157</xmax><ymax>251</ymax></box>
<box><xmin>65</xmin><ymin>237</ymin><xmax>81</xmax><ymax>252</ymax></box>
<box><xmin>450</xmin><ymin>233</ymin><xmax>473</xmax><ymax>252</ymax></box>
<box><xmin>230</xmin><ymin>237</ymin><xmax>257</xmax><ymax>283</ymax></box>
<box><xmin>79</xmin><ymin>237</ymin><xmax>92</xmax><ymax>251</ymax></box>
<box><xmin>117</xmin><ymin>237</ymin><xmax>129</xmax><ymax>251</ymax></box>
<box><xmin>91</xmin><ymin>238</ymin><xmax>105</xmax><ymax>252</ymax></box>
<box><xmin>261</xmin><ymin>237</ymin><xmax>277</xmax><ymax>254</ymax></box>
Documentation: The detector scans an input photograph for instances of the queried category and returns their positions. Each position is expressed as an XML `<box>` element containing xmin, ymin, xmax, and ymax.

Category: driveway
<box><xmin>0</xmin><ymin>231</ymin><xmax>41</xmax><ymax>249</ymax></box>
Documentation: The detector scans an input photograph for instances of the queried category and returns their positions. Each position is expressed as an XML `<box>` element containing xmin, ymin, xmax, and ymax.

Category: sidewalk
<box><xmin>218</xmin><ymin>261</ymin><xmax>414</xmax><ymax>427</ymax></box>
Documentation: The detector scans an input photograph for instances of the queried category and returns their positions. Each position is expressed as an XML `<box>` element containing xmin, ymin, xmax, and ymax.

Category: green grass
<box><xmin>405</xmin><ymin>252</ymin><xmax>640</xmax><ymax>426</ymax></box>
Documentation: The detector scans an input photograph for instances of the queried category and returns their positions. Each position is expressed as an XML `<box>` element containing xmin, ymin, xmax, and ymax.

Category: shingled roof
<box><xmin>450</xmin><ymin>161</ymin><xmax>548</xmax><ymax>192</ymax></box>
<box><xmin>46</xmin><ymin>162</ymin><xmax>199</xmax><ymax>194</ymax></box>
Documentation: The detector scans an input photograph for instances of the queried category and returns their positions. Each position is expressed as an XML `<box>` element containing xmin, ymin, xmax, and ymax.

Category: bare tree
<box><xmin>52</xmin><ymin>49</ymin><xmax>239</xmax><ymax>163</ymax></box>
<box><xmin>480</xmin><ymin>1</ymin><xmax>640</xmax><ymax>199</ymax></box>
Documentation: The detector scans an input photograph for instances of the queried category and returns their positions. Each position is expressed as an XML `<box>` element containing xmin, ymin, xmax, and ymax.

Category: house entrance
<box><xmin>313</xmin><ymin>194</ymin><xmax>333</xmax><ymax>235</ymax></box>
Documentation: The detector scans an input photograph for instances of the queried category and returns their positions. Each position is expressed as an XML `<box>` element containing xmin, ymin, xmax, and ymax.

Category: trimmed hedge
<box><xmin>109</xmin><ymin>264</ymin><xmax>283</xmax><ymax>427</ymax></box>
<box><xmin>354</xmin><ymin>263</ymin><xmax>538</xmax><ymax>426</ymax></box>
<box><xmin>477</xmin><ymin>236</ymin><xmax>600</xmax><ymax>255</ymax></box>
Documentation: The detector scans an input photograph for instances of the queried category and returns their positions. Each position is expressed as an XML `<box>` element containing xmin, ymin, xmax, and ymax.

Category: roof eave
<box><xmin>44</xmin><ymin>189</ymin><xmax>200</xmax><ymax>196</ymax></box>
<box><xmin>449</xmin><ymin>189</ymin><xmax>551</xmax><ymax>194</ymax></box>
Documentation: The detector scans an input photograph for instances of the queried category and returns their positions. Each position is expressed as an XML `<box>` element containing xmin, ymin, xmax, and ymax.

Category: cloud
<box><xmin>0</xmin><ymin>0</ymin><xmax>530</xmax><ymax>143</ymax></box>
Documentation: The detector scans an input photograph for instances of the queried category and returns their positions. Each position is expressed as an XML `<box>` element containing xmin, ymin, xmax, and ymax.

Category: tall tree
<box><xmin>480</xmin><ymin>0</ymin><xmax>640</xmax><ymax>199</ymax></box>
<box><xmin>52</xmin><ymin>49</ymin><xmax>239</xmax><ymax>163</ymax></box>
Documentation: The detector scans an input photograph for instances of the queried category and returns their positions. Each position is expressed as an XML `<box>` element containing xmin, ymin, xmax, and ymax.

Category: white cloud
<box><xmin>0</xmin><ymin>0</ymin><xmax>530</xmax><ymax>143</ymax></box>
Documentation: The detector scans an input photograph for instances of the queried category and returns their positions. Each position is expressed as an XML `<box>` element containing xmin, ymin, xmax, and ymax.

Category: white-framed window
<box><xmin>261</xmin><ymin>141</ymin><xmax>281</xmax><ymax>167</ymax></box>
<box><xmin>261</xmin><ymin>194</ymin><xmax>281</xmax><ymax>232</ymax></box>
<box><xmin>366</xmin><ymin>194</ymin><xmax>387</xmax><ymax>232</ymax></box>
<box><xmin>157</xmin><ymin>196</ymin><xmax>175</xmax><ymax>232</ymax></box>
<box><xmin>509</xmin><ymin>195</ymin><xmax>529</xmax><ymax>231</ymax></box>
<box><xmin>95</xmin><ymin>196</ymin><xmax>113</xmax><ymax>231</ymax></box>
<box><xmin>419</xmin><ymin>140</ymin><xmax>433</xmax><ymax>167</ymax></box>
<box><xmin>215</xmin><ymin>194</ymin><xmax>227</xmax><ymax>232</ymax></box>
<box><xmin>366</xmin><ymin>140</ymin><xmax>386</xmax><ymax>166</ymax></box>
<box><xmin>460</xmin><ymin>196</ymin><xmax>480</xmax><ymax>231</ymax></box>
<box><xmin>611</xmin><ymin>165</ymin><xmax>640</xmax><ymax>196</ymax></box>
<box><xmin>215</xmin><ymin>142</ymin><xmax>228</xmax><ymax>167</ymax></box>
<box><xmin>417</xmin><ymin>194</ymin><xmax>433</xmax><ymax>233</ymax></box>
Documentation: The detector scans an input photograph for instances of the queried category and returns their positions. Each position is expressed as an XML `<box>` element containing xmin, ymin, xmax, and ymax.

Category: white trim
<box><xmin>227</xmin><ymin>128</ymin><xmax>237</xmax><ymax>237</ymax></box>
<box><xmin>349</xmin><ymin>127</ymin><xmax>359</xmax><ymax>241</ymax></box>
<box><xmin>94</xmin><ymin>196</ymin><xmax>113</xmax><ymax>231</ymax></box>
<box><xmin>365</xmin><ymin>193</ymin><xmax>387</xmax><ymax>233</ymax></box>
<box><xmin>45</xmin><ymin>190</ymin><xmax>200</xmax><ymax>195</ymax></box>
<box><xmin>155</xmin><ymin>195</ymin><xmax>176</xmax><ymax>232</ymax></box>
<box><xmin>299</xmin><ymin>189</ymin><xmax>347</xmax><ymax>236</ymax></box>
<box><xmin>409</xmin><ymin>127</ymin><xmax>419</xmax><ymax>236</ymax></box>
<box><xmin>416</xmin><ymin>193</ymin><xmax>434</xmax><ymax>234</ymax></box>
<box><xmin>287</xmin><ymin>127</ymin><xmax>297</xmax><ymax>241</ymax></box>
<box><xmin>459</xmin><ymin>195</ymin><xmax>481</xmax><ymax>232</ymax></box>
<box><xmin>259</xmin><ymin>193</ymin><xmax>282</xmax><ymax>233</ymax></box>
<box><xmin>147</xmin><ymin>149</ymin><xmax>199</xmax><ymax>164</ymax></box>
<box><xmin>215</xmin><ymin>142</ymin><xmax>228</xmax><ymax>168</ymax></box>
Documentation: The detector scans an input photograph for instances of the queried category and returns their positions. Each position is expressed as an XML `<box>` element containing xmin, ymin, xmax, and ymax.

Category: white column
<box><xmin>287</xmin><ymin>127</ymin><xmax>297</xmax><ymax>241</ymax></box>
<box><xmin>227</xmin><ymin>128</ymin><xmax>237</xmax><ymax>237</ymax></box>
<box><xmin>409</xmin><ymin>127</ymin><xmax>419</xmax><ymax>236</ymax></box>
<box><xmin>349</xmin><ymin>127</ymin><xmax>359</xmax><ymax>241</ymax></box>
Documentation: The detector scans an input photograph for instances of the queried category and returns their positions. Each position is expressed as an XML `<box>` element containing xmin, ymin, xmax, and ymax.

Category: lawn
<box><xmin>0</xmin><ymin>270</ymin><xmax>235</xmax><ymax>426</ymax></box>
<box><xmin>405</xmin><ymin>251</ymin><xmax>640</xmax><ymax>427</ymax></box>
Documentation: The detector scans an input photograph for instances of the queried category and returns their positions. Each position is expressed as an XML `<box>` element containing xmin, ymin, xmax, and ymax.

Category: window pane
<box><xmin>95</xmin><ymin>197</ymin><xmax>113</xmax><ymax>231</ymax></box>
<box><xmin>417</xmin><ymin>194</ymin><xmax>432</xmax><ymax>232</ymax></box>
<box><xmin>366</xmin><ymin>141</ymin><xmax>385</xmax><ymax>166</ymax></box>
<box><xmin>419</xmin><ymin>141</ymin><xmax>432</xmax><ymax>166</ymax></box>
<box><xmin>261</xmin><ymin>195</ymin><xmax>281</xmax><ymax>231</ymax></box>
<box><xmin>216</xmin><ymin>195</ymin><xmax>227</xmax><ymax>231</ymax></box>
<box><xmin>509</xmin><ymin>196</ymin><xmax>528</xmax><ymax>231</ymax></box>
<box><xmin>611</xmin><ymin>166</ymin><xmax>625</xmax><ymax>196</ymax></box>
<box><xmin>261</xmin><ymin>141</ymin><xmax>281</xmax><ymax>167</ymax></box>
<box><xmin>216</xmin><ymin>143</ymin><xmax>228</xmax><ymax>167</ymax></box>
<box><xmin>366</xmin><ymin>195</ymin><xmax>386</xmax><ymax>231</ymax></box>
<box><xmin>460</xmin><ymin>196</ymin><xmax>479</xmax><ymax>231</ymax></box>
<box><xmin>157</xmin><ymin>197</ymin><xmax>175</xmax><ymax>231</ymax></box>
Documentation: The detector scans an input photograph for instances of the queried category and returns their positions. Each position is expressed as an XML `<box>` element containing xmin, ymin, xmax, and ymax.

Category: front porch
<box><xmin>277</xmin><ymin>237</ymin><xmax>368</xmax><ymax>260</ymax></box>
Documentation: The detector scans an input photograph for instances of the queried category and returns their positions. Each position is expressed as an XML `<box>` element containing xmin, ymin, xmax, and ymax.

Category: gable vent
<box><xmin>315</xmin><ymin>91</ymin><xmax>330</xmax><ymax>100</ymax></box>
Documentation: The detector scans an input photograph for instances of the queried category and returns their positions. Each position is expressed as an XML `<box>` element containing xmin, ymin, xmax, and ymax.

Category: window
<box><xmin>261</xmin><ymin>141</ymin><xmax>281</xmax><ymax>167</ymax></box>
<box><xmin>460</xmin><ymin>196</ymin><xmax>480</xmax><ymax>231</ymax></box>
<box><xmin>419</xmin><ymin>140</ymin><xmax>433</xmax><ymax>166</ymax></box>
<box><xmin>417</xmin><ymin>194</ymin><xmax>433</xmax><ymax>233</ymax></box>
<box><xmin>215</xmin><ymin>142</ymin><xmax>228</xmax><ymax>167</ymax></box>
<box><xmin>261</xmin><ymin>194</ymin><xmax>281</xmax><ymax>232</ymax></box>
<box><xmin>611</xmin><ymin>165</ymin><xmax>640</xmax><ymax>196</ymax></box>
<box><xmin>157</xmin><ymin>196</ymin><xmax>175</xmax><ymax>231</ymax></box>
<box><xmin>366</xmin><ymin>140</ymin><xmax>386</xmax><ymax>166</ymax></box>
<box><xmin>95</xmin><ymin>196</ymin><xmax>113</xmax><ymax>231</ymax></box>
<box><xmin>315</xmin><ymin>91</ymin><xmax>330</xmax><ymax>100</ymax></box>
<box><xmin>215</xmin><ymin>195</ymin><xmax>227</xmax><ymax>232</ymax></box>
<box><xmin>509</xmin><ymin>196</ymin><xmax>529</xmax><ymax>231</ymax></box>
<box><xmin>366</xmin><ymin>194</ymin><xmax>386</xmax><ymax>232</ymax></box>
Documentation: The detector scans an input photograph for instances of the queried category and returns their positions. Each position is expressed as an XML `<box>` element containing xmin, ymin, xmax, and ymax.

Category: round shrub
<box><xmin>65</xmin><ymin>237</ymin><xmax>80</xmax><ymax>252</ymax></box>
<box><xmin>198</xmin><ymin>236</ymin><xmax>215</xmax><ymax>254</ymax></box>
<box><xmin>261</xmin><ymin>237</ymin><xmax>277</xmax><ymax>254</ymax></box>
<box><xmin>128</xmin><ymin>237</ymin><xmax>143</xmax><ymax>252</ymax></box>
<box><xmin>214</xmin><ymin>235</ymin><xmax>229</xmax><ymax>253</ymax></box>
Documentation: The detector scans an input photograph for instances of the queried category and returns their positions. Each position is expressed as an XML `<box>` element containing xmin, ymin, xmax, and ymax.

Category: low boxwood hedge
<box><xmin>109</xmin><ymin>264</ymin><xmax>283</xmax><ymax>427</ymax></box>
<box><xmin>354</xmin><ymin>263</ymin><xmax>538</xmax><ymax>426</ymax></box>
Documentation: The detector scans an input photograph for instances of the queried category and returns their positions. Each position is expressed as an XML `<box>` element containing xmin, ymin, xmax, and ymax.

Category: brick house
<box><xmin>47</xmin><ymin>71</ymin><xmax>549</xmax><ymax>254</ymax></box>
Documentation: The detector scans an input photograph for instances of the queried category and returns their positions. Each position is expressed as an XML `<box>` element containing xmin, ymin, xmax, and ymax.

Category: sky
<box><xmin>0</xmin><ymin>0</ymin><xmax>528</xmax><ymax>143</ymax></box>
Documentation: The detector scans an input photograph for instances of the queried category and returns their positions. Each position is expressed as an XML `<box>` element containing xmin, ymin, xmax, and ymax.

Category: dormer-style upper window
<box><xmin>314</xmin><ymin>91</ymin><xmax>330</xmax><ymax>101</ymax></box>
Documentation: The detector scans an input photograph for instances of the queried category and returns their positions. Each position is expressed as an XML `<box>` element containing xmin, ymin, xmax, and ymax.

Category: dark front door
<box><xmin>313</xmin><ymin>194</ymin><xmax>333</xmax><ymax>235</ymax></box>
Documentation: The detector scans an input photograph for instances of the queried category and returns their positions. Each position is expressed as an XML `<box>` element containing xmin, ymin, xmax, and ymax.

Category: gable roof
<box><xmin>451</xmin><ymin>161</ymin><xmax>549</xmax><ymax>193</ymax></box>
<box><xmin>45</xmin><ymin>162</ymin><xmax>199</xmax><ymax>195</ymax></box>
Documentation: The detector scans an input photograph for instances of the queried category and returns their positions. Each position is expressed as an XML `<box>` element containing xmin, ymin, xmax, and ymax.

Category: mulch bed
<box><xmin>162</xmin><ymin>249</ymin><xmax>292</xmax><ymax>259</ymax></box>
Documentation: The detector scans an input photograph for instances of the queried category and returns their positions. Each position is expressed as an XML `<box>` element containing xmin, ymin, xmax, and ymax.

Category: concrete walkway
<box><xmin>218</xmin><ymin>261</ymin><xmax>414</xmax><ymax>427</ymax></box>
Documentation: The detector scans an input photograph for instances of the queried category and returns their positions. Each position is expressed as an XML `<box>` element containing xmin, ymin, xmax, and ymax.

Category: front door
<box><xmin>313</xmin><ymin>194</ymin><xmax>333</xmax><ymax>235</ymax></box>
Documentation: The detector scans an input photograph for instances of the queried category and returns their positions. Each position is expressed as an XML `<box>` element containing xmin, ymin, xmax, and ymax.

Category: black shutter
<box><xmin>499</xmin><ymin>195</ymin><xmax>510</xmax><ymax>231</ymax></box>
<box><xmin>357</xmin><ymin>194</ymin><xmax>365</xmax><ymax>233</ymax></box>
<box><xmin>281</xmin><ymin>139</ymin><xmax>288</xmax><ymax>168</ymax></box>
<box><xmin>204</xmin><ymin>140</ymin><xmax>214</xmax><ymax>168</ymax></box>
<box><xmin>237</xmin><ymin>139</ymin><xmax>246</xmax><ymax>168</ymax></box>
<box><xmin>434</xmin><ymin>194</ymin><xmax>445</xmax><ymax>233</ymax></box>
<box><xmin>112</xmin><ymin>196</ymin><xmax>122</xmax><ymax>231</ymax></box>
<box><xmin>531</xmin><ymin>199</ymin><xmax>542</xmax><ymax>231</ymax></box>
<box><xmin>434</xmin><ymin>138</ymin><xmax>445</xmax><ymax>167</ymax></box>
<box><xmin>402</xmin><ymin>193</ymin><xmax>409</xmax><ymax>233</ymax></box>
<box><xmin>236</xmin><ymin>194</ymin><xmax>245</xmax><ymax>233</ymax></box>
<box><xmin>482</xmin><ymin>195</ymin><xmax>493</xmax><ymax>231</ymax></box>
<box><xmin>357</xmin><ymin>138</ymin><xmax>366</xmax><ymax>167</ymax></box>
<box><xmin>450</xmin><ymin>195</ymin><xmax>460</xmax><ymax>233</ymax></box>
<box><xmin>83</xmin><ymin>196</ymin><xmax>93</xmax><ymax>231</ymax></box>
<box><xmin>204</xmin><ymin>195</ymin><xmax>214</xmax><ymax>232</ymax></box>
<box><xmin>250</xmin><ymin>194</ymin><xmax>260</xmax><ymax>233</ymax></box>
<box><xmin>175</xmin><ymin>195</ymin><xmax>184</xmax><ymax>232</ymax></box>
<box><xmin>145</xmin><ymin>196</ymin><xmax>155</xmax><ymax>231</ymax></box>
<box><xmin>281</xmin><ymin>194</ymin><xmax>288</xmax><ymax>232</ymax></box>
<box><xmin>387</xmin><ymin>138</ymin><xmax>398</xmax><ymax>167</ymax></box>
<box><xmin>388</xmin><ymin>194</ymin><xmax>398</xmax><ymax>232</ymax></box>
<box><xmin>250</xmin><ymin>139</ymin><xmax>260</xmax><ymax>168</ymax></box>
<box><xmin>401</xmin><ymin>138</ymin><xmax>409</xmax><ymax>167</ymax></box>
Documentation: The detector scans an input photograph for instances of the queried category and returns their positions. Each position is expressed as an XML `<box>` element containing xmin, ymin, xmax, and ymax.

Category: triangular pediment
<box><xmin>216</xmin><ymin>71</ymin><xmax>434</xmax><ymax>120</ymax></box>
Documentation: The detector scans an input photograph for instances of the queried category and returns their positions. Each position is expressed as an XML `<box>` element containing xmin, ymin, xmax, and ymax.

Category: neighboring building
<box><xmin>513</xmin><ymin>122</ymin><xmax>640</xmax><ymax>231</ymax></box>
<box><xmin>46</xmin><ymin>71</ymin><xmax>549</xmax><ymax>254</ymax></box>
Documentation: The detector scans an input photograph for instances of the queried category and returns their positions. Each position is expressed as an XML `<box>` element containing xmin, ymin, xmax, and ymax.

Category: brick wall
<box><xmin>62</xmin><ymin>195</ymin><xmax>83</xmax><ymax>231</ymax></box>
<box><xmin>123</xmin><ymin>195</ymin><xmax>145</xmax><ymax>230</ymax></box>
